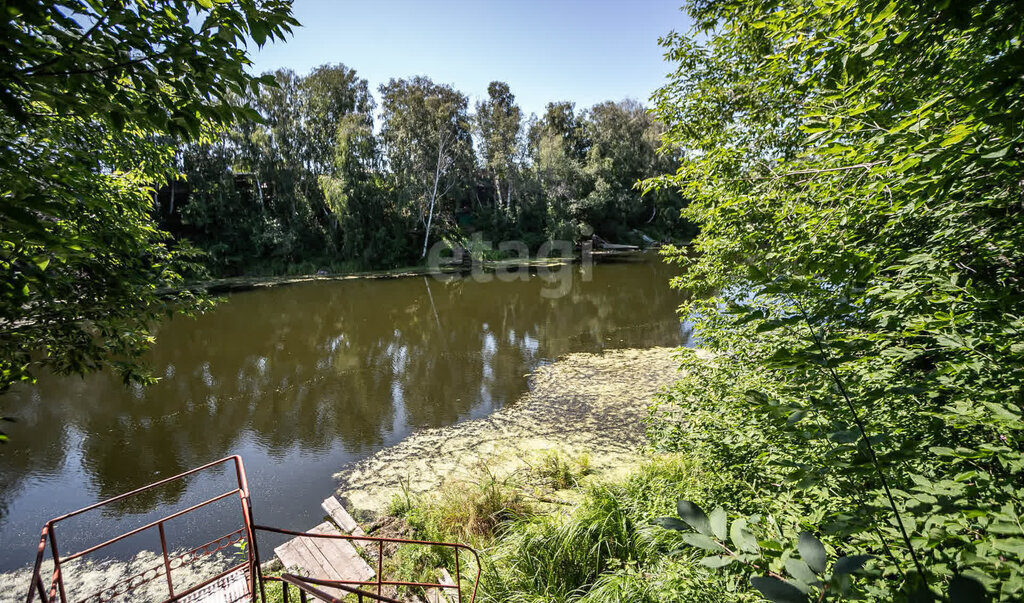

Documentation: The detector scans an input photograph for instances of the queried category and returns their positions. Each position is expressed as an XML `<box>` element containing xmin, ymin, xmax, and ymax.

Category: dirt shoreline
<box><xmin>182</xmin><ymin>250</ymin><xmax>652</xmax><ymax>294</ymax></box>
<box><xmin>333</xmin><ymin>346</ymin><xmax>684</xmax><ymax>515</ymax></box>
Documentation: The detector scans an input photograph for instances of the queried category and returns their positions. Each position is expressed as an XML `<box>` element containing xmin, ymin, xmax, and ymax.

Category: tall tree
<box><xmin>476</xmin><ymin>81</ymin><xmax>523</xmax><ymax>216</ymax></box>
<box><xmin>378</xmin><ymin>77</ymin><xmax>474</xmax><ymax>257</ymax></box>
<box><xmin>0</xmin><ymin>0</ymin><xmax>297</xmax><ymax>408</ymax></box>
<box><xmin>300</xmin><ymin>63</ymin><xmax>375</xmax><ymax>177</ymax></box>
<box><xmin>533</xmin><ymin>102</ymin><xmax>590</xmax><ymax>240</ymax></box>
<box><xmin>579</xmin><ymin>100</ymin><xmax>682</xmax><ymax>237</ymax></box>
<box><xmin>540</xmin><ymin>101</ymin><xmax>589</xmax><ymax>162</ymax></box>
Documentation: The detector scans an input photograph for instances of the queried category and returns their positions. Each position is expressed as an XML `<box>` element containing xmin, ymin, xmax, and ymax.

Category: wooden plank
<box><xmin>423</xmin><ymin>569</ymin><xmax>456</xmax><ymax>603</ymax></box>
<box><xmin>275</xmin><ymin>528</ymin><xmax>350</xmax><ymax>602</ymax></box>
<box><xmin>308</xmin><ymin>522</ymin><xmax>375</xmax><ymax>583</ymax></box>
<box><xmin>437</xmin><ymin>568</ymin><xmax>457</xmax><ymax>602</ymax></box>
<box><xmin>297</xmin><ymin>524</ymin><xmax>345</xmax><ymax>579</ymax></box>
<box><xmin>274</xmin><ymin>537</ymin><xmax>326</xmax><ymax>576</ymax></box>
<box><xmin>321</xmin><ymin>496</ymin><xmax>365</xmax><ymax>536</ymax></box>
<box><xmin>292</xmin><ymin>534</ymin><xmax>349</xmax><ymax>601</ymax></box>
<box><xmin>274</xmin><ymin>523</ymin><xmax>376</xmax><ymax>598</ymax></box>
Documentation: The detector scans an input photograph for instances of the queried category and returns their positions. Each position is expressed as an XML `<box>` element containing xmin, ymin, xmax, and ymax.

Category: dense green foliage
<box><xmin>642</xmin><ymin>0</ymin><xmax>1024</xmax><ymax>600</ymax></box>
<box><xmin>390</xmin><ymin>1</ymin><xmax>1023</xmax><ymax>601</ymax></box>
<box><xmin>7</xmin><ymin>0</ymin><xmax>1020</xmax><ymax>600</ymax></box>
<box><xmin>0</xmin><ymin>1</ymin><xmax>296</xmax><ymax>409</ymax></box>
<box><xmin>162</xmin><ymin>69</ymin><xmax>692</xmax><ymax>276</ymax></box>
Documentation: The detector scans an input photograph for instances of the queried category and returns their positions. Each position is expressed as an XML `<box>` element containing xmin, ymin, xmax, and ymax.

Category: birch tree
<box><xmin>378</xmin><ymin>77</ymin><xmax>473</xmax><ymax>257</ymax></box>
<box><xmin>476</xmin><ymin>81</ymin><xmax>523</xmax><ymax>217</ymax></box>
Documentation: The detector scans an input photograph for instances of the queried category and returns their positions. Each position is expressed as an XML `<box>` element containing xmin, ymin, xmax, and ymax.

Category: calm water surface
<box><xmin>0</xmin><ymin>255</ymin><xmax>689</xmax><ymax>571</ymax></box>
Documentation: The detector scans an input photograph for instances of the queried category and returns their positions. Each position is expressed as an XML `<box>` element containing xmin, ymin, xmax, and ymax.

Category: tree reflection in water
<box><xmin>0</xmin><ymin>255</ymin><xmax>690</xmax><ymax>570</ymax></box>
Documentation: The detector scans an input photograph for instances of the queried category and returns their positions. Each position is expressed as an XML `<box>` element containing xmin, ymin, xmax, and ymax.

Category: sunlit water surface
<box><xmin>0</xmin><ymin>255</ymin><xmax>689</xmax><ymax>571</ymax></box>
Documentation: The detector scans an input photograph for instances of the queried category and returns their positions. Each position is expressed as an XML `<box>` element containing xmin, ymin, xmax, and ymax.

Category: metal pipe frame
<box><xmin>24</xmin><ymin>455</ymin><xmax>480</xmax><ymax>603</ymax></box>
<box><xmin>253</xmin><ymin>525</ymin><xmax>481</xmax><ymax>603</ymax></box>
<box><xmin>25</xmin><ymin>456</ymin><xmax>255</xmax><ymax>603</ymax></box>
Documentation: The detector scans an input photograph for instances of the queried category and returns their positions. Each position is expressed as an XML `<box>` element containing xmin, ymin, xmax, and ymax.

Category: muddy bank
<box><xmin>334</xmin><ymin>346</ymin><xmax>682</xmax><ymax>514</ymax></box>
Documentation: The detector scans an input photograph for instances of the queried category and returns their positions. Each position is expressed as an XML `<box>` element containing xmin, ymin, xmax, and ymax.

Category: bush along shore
<box><xmin>373</xmin><ymin>0</ymin><xmax>1024</xmax><ymax>599</ymax></box>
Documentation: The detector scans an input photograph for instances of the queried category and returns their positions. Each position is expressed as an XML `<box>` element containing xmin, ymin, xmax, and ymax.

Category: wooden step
<box><xmin>273</xmin><ymin>521</ymin><xmax>375</xmax><ymax>601</ymax></box>
<box><xmin>322</xmin><ymin>496</ymin><xmax>366</xmax><ymax>536</ymax></box>
<box><xmin>423</xmin><ymin>568</ymin><xmax>457</xmax><ymax>603</ymax></box>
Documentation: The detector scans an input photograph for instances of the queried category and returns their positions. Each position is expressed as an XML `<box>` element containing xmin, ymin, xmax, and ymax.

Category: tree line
<box><xmin>162</xmin><ymin>67</ymin><xmax>692</xmax><ymax>276</ymax></box>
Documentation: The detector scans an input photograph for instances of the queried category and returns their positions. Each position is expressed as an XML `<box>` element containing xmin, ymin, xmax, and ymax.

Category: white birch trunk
<box><xmin>421</xmin><ymin>131</ymin><xmax>447</xmax><ymax>259</ymax></box>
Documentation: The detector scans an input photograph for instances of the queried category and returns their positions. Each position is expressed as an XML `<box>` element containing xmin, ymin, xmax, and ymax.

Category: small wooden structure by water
<box><xmin>274</xmin><ymin>522</ymin><xmax>374</xmax><ymax>599</ymax></box>
<box><xmin>272</xmin><ymin>498</ymin><xmax>375</xmax><ymax>599</ymax></box>
<box><xmin>271</xmin><ymin>497</ymin><xmax>461</xmax><ymax>602</ymax></box>
<box><xmin>25</xmin><ymin>456</ymin><xmax>476</xmax><ymax>603</ymax></box>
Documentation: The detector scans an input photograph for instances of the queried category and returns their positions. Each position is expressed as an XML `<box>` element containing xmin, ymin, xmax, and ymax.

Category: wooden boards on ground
<box><xmin>423</xmin><ymin>568</ymin><xmax>457</xmax><ymax>603</ymax></box>
<box><xmin>273</xmin><ymin>521</ymin><xmax>374</xmax><ymax>600</ymax></box>
<box><xmin>321</xmin><ymin>496</ymin><xmax>365</xmax><ymax>537</ymax></box>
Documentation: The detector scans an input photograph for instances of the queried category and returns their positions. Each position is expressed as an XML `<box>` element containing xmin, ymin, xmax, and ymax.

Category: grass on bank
<box><xmin>381</xmin><ymin>453</ymin><xmax>753</xmax><ymax>603</ymax></box>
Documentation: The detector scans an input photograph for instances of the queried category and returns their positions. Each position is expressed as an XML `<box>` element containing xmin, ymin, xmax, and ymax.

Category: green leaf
<box><xmin>730</xmin><ymin>517</ymin><xmax>760</xmax><ymax>554</ymax></box>
<box><xmin>833</xmin><ymin>555</ymin><xmax>872</xmax><ymax>576</ymax></box>
<box><xmin>750</xmin><ymin>576</ymin><xmax>808</xmax><ymax>603</ymax></box>
<box><xmin>981</xmin><ymin>146</ymin><xmax>1009</xmax><ymax>159</ymax></box>
<box><xmin>982</xmin><ymin>401</ymin><xmax>1021</xmax><ymax>422</ymax></box>
<box><xmin>679</xmin><ymin>532</ymin><xmax>725</xmax><ymax>552</ymax></box>
<box><xmin>828</xmin><ymin>429</ymin><xmax>860</xmax><ymax>444</ymax></box>
<box><xmin>110</xmin><ymin>109</ymin><xmax>126</xmax><ymax>131</ymax></box>
<box><xmin>250</xmin><ymin>23</ymin><xmax>268</xmax><ymax>46</ymax></box>
<box><xmin>948</xmin><ymin>575</ymin><xmax>988</xmax><ymax>602</ymax></box>
<box><xmin>744</xmin><ymin>390</ymin><xmax>771</xmax><ymax>405</ymax></box>
<box><xmin>798</xmin><ymin>532</ymin><xmax>826</xmax><ymax>574</ymax></box>
<box><xmin>700</xmin><ymin>555</ymin><xmax>735</xmax><ymax>568</ymax></box>
<box><xmin>785</xmin><ymin>557</ymin><xmax>819</xmax><ymax>586</ymax></box>
<box><xmin>653</xmin><ymin>517</ymin><xmax>688</xmax><ymax>531</ymax></box>
<box><xmin>677</xmin><ymin>500</ymin><xmax>713</xmax><ymax>536</ymax></box>
<box><xmin>940</xmin><ymin>126</ymin><xmax>971</xmax><ymax>147</ymax></box>
<box><xmin>709</xmin><ymin>506</ymin><xmax>728</xmax><ymax>540</ymax></box>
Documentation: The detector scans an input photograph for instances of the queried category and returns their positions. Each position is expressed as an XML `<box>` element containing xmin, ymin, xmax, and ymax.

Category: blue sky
<box><xmin>249</xmin><ymin>0</ymin><xmax>690</xmax><ymax>118</ymax></box>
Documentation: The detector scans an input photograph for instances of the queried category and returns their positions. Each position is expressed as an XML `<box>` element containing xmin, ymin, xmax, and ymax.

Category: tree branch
<box><xmin>21</xmin><ymin>8</ymin><xmax>111</xmax><ymax>76</ymax></box>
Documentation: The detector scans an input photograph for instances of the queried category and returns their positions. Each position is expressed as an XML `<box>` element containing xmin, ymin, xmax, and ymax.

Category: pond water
<box><xmin>0</xmin><ymin>254</ymin><xmax>689</xmax><ymax>572</ymax></box>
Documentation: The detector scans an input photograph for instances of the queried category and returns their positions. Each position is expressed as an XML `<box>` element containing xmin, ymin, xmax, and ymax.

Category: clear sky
<box><xmin>249</xmin><ymin>0</ymin><xmax>690</xmax><ymax>118</ymax></box>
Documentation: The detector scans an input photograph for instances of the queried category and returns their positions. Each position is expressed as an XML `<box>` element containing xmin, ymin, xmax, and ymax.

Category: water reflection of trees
<box><xmin>0</xmin><ymin>258</ymin><xmax>687</xmax><ymax>521</ymax></box>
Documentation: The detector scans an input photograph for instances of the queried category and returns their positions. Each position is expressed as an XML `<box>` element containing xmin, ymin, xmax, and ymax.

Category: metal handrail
<box><xmin>254</xmin><ymin>525</ymin><xmax>481</xmax><ymax>603</ymax></box>
<box><xmin>23</xmin><ymin>455</ymin><xmax>479</xmax><ymax>603</ymax></box>
<box><xmin>273</xmin><ymin>574</ymin><xmax>405</xmax><ymax>603</ymax></box>
<box><xmin>25</xmin><ymin>455</ymin><xmax>258</xmax><ymax>603</ymax></box>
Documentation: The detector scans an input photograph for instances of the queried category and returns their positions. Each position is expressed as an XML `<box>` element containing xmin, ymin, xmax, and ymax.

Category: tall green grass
<box><xmin>474</xmin><ymin>455</ymin><xmax>746</xmax><ymax>602</ymax></box>
<box><xmin>385</xmin><ymin>455</ymin><xmax>754</xmax><ymax>601</ymax></box>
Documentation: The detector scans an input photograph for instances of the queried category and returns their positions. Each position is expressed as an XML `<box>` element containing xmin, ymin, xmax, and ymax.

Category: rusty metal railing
<box><xmin>25</xmin><ymin>455</ymin><xmax>260</xmax><ymax>603</ymax></box>
<box><xmin>270</xmin><ymin>574</ymin><xmax>404</xmax><ymax>603</ymax></box>
<box><xmin>254</xmin><ymin>525</ymin><xmax>480</xmax><ymax>603</ymax></box>
<box><xmin>24</xmin><ymin>455</ymin><xmax>481</xmax><ymax>603</ymax></box>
